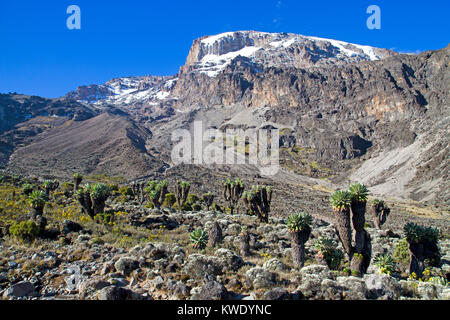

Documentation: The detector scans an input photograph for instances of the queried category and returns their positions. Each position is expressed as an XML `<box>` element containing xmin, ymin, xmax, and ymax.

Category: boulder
<box><xmin>263</xmin><ymin>287</ymin><xmax>291</xmax><ymax>300</ymax></box>
<box><xmin>246</xmin><ymin>267</ymin><xmax>277</xmax><ymax>289</ymax></box>
<box><xmin>114</xmin><ymin>257</ymin><xmax>140</xmax><ymax>276</ymax></box>
<box><xmin>364</xmin><ymin>273</ymin><xmax>402</xmax><ymax>299</ymax></box>
<box><xmin>214</xmin><ymin>248</ymin><xmax>244</xmax><ymax>272</ymax></box>
<box><xmin>3</xmin><ymin>281</ymin><xmax>36</xmax><ymax>298</ymax></box>
<box><xmin>263</xmin><ymin>258</ymin><xmax>289</xmax><ymax>272</ymax></box>
<box><xmin>198</xmin><ymin>277</ymin><xmax>228</xmax><ymax>300</ymax></box>
<box><xmin>183</xmin><ymin>254</ymin><xmax>222</xmax><ymax>279</ymax></box>
<box><xmin>336</xmin><ymin>276</ymin><xmax>367</xmax><ymax>300</ymax></box>
<box><xmin>97</xmin><ymin>286</ymin><xmax>143</xmax><ymax>300</ymax></box>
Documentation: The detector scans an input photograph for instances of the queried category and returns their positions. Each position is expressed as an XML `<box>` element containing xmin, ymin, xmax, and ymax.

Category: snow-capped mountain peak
<box><xmin>181</xmin><ymin>31</ymin><xmax>397</xmax><ymax>76</ymax></box>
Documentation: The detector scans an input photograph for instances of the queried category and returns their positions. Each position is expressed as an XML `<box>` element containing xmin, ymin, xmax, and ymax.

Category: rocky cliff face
<box><xmin>180</xmin><ymin>31</ymin><xmax>397</xmax><ymax>76</ymax></box>
<box><xmin>2</xmin><ymin>31</ymin><xmax>448</xmax><ymax>208</ymax></box>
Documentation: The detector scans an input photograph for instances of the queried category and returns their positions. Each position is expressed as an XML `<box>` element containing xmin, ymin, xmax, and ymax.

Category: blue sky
<box><xmin>0</xmin><ymin>0</ymin><xmax>448</xmax><ymax>98</ymax></box>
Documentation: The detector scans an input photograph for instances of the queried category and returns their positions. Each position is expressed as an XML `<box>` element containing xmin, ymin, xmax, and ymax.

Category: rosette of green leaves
<box><xmin>330</xmin><ymin>190</ymin><xmax>351</xmax><ymax>211</ymax></box>
<box><xmin>348</xmin><ymin>183</ymin><xmax>369</xmax><ymax>203</ymax></box>
<box><xmin>190</xmin><ymin>228</ymin><xmax>208</xmax><ymax>249</ymax></box>
<box><xmin>285</xmin><ymin>213</ymin><xmax>312</xmax><ymax>232</ymax></box>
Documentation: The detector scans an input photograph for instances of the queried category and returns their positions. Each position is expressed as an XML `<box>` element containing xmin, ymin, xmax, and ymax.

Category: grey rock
<box><xmin>262</xmin><ymin>258</ymin><xmax>289</xmax><ymax>272</ymax></box>
<box><xmin>246</xmin><ymin>267</ymin><xmax>277</xmax><ymax>289</ymax></box>
<box><xmin>172</xmin><ymin>281</ymin><xmax>189</xmax><ymax>298</ymax></box>
<box><xmin>198</xmin><ymin>278</ymin><xmax>228</xmax><ymax>300</ymax></box>
<box><xmin>214</xmin><ymin>248</ymin><xmax>244</xmax><ymax>272</ymax></box>
<box><xmin>336</xmin><ymin>276</ymin><xmax>367</xmax><ymax>300</ymax></box>
<box><xmin>97</xmin><ymin>286</ymin><xmax>143</xmax><ymax>300</ymax></box>
<box><xmin>78</xmin><ymin>278</ymin><xmax>111</xmax><ymax>298</ymax></box>
<box><xmin>364</xmin><ymin>273</ymin><xmax>402</xmax><ymax>299</ymax></box>
<box><xmin>3</xmin><ymin>281</ymin><xmax>36</xmax><ymax>298</ymax></box>
<box><xmin>183</xmin><ymin>254</ymin><xmax>222</xmax><ymax>279</ymax></box>
<box><xmin>263</xmin><ymin>287</ymin><xmax>290</xmax><ymax>300</ymax></box>
<box><xmin>114</xmin><ymin>257</ymin><xmax>139</xmax><ymax>276</ymax></box>
<box><xmin>151</xmin><ymin>276</ymin><xmax>164</xmax><ymax>289</ymax></box>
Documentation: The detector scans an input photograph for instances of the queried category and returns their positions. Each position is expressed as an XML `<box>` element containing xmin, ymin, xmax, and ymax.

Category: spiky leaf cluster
<box><xmin>146</xmin><ymin>180</ymin><xmax>168</xmax><ymax>201</ymax></box>
<box><xmin>348</xmin><ymin>183</ymin><xmax>369</xmax><ymax>203</ymax></box>
<box><xmin>285</xmin><ymin>213</ymin><xmax>312</xmax><ymax>232</ymax></box>
<box><xmin>404</xmin><ymin>223</ymin><xmax>440</xmax><ymax>244</ymax></box>
<box><xmin>190</xmin><ymin>228</ymin><xmax>208</xmax><ymax>249</ymax></box>
<box><xmin>329</xmin><ymin>190</ymin><xmax>351</xmax><ymax>211</ymax></box>
<box><xmin>75</xmin><ymin>183</ymin><xmax>91</xmax><ymax>199</ymax></box>
<box><xmin>28</xmin><ymin>190</ymin><xmax>48</xmax><ymax>209</ymax></box>
<box><xmin>22</xmin><ymin>183</ymin><xmax>34</xmax><ymax>196</ymax></box>
<box><xmin>89</xmin><ymin>183</ymin><xmax>111</xmax><ymax>201</ymax></box>
<box><xmin>373</xmin><ymin>253</ymin><xmax>396</xmax><ymax>274</ymax></box>
<box><xmin>178</xmin><ymin>180</ymin><xmax>190</xmax><ymax>188</ymax></box>
<box><xmin>73</xmin><ymin>173</ymin><xmax>83</xmax><ymax>180</ymax></box>
<box><xmin>314</xmin><ymin>237</ymin><xmax>335</xmax><ymax>253</ymax></box>
<box><xmin>314</xmin><ymin>237</ymin><xmax>345</xmax><ymax>269</ymax></box>
<box><xmin>371</xmin><ymin>199</ymin><xmax>385</xmax><ymax>207</ymax></box>
<box><xmin>224</xmin><ymin>177</ymin><xmax>243</xmax><ymax>188</ymax></box>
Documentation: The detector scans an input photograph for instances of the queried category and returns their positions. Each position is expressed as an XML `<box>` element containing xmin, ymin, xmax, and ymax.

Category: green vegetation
<box><xmin>162</xmin><ymin>193</ymin><xmax>176</xmax><ymax>208</ymax></box>
<box><xmin>223</xmin><ymin>178</ymin><xmax>245</xmax><ymax>214</ymax></box>
<box><xmin>9</xmin><ymin>220</ymin><xmax>39</xmax><ymax>242</ymax></box>
<box><xmin>242</xmin><ymin>185</ymin><xmax>272</xmax><ymax>223</ymax></box>
<box><xmin>404</xmin><ymin>223</ymin><xmax>440</xmax><ymax>244</ymax></box>
<box><xmin>29</xmin><ymin>190</ymin><xmax>48</xmax><ymax>211</ymax></box>
<box><xmin>348</xmin><ymin>183</ymin><xmax>369</xmax><ymax>203</ymax></box>
<box><xmin>373</xmin><ymin>253</ymin><xmax>396</xmax><ymax>275</ymax></box>
<box><xmin>76</xmin><ymin>183</ymin><xmax>112</xmax><ymax>218</ymax></box>
<box><xmin>314</xmin><ymin>237</ymin><xmax>345</xmax><ymax>270</ymax></box>
<box><xmin>329</xmin><ymin>190</ymin><xmax>351</xmax><ymax>211</ymax></box>
<box><xmin>22</xmin><ymin>184</ymin><xmax>34</xmax><ymax>196</ymax></box>
<box><xmin>202</xmin><ymin>192</ymin><xmax>214</xmax><ymax>211</ymax></box>
<box><xmin>285</xmin><ymin>213</ymin><xmax>312</xmax><ymax>232</ymax></box>
<box><xmin>371</xmin><ymin>199</ymin><xmax>385</xmax><ymax>207</ymax></box>
<box><xmin>118</xmin><ymin>186</ymin><xmax>133</xmax><ymax>197</ymax></box>
<box><xmin>175</xmin><ymin>180</ymin><xmax>190</xmax><ymax>211</ymax></box>
<box><xmin>393</xmin><ymin>238</ymin><xmax>410</xmax><ymax>267</ymax></box>
<box><xmin>145</xmin><ymin>180</ymin><xmax>168</xmax><ymax>209</ymax></box>
<box><xmin>190</xmin><ymin>228</ymin><xmax>208</xmax><ymax>249</ymax></box>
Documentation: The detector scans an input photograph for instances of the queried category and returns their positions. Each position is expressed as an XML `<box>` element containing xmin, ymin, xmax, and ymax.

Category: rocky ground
<box><xmin>0</xmin><ymin>179</ymin><xmax>449</xmax><ymax>300</ymax></box>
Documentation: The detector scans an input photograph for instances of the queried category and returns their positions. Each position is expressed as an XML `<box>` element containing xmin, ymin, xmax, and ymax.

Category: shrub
<box><xmin>9</xmin><ymin>220</ymin><xmax>39</xmax><ymax>242</ymax></box>
<box><xmin>373</xmin><ymin>253</ymin><xmax>396</xmax><ymax>275</ymax></box>
<box><xmin>94</xmin><ymin>212</ymin><xmax>115</xmax><ymax>225</ymax></box>
<box><xmin>145</xmin><ymin>180</ymin><xmax>168</xmax><ymax>209</ymax></box>
<box><xmin>371</xmin><ymin>199</ymin><xmax>385</xmax><ymax>207</ymax></box>
<box><xmin>393</xmin><ymin>238</ymin><xmax>410</xmax><ymax>267</ymax></box>
<box><xmin>314</xmin><ymin>237</ymin><xmax>345</xmax><ymax>270</ymax></box>
<box><xmin>118</xmin><ymin>186</ymin><xmax>133</xmax><ymax>197</ymax></box>
<box><xmin>190</xmin><ymin>228</ymin><xmax>208</xmax><ymax>249</ymax></box>
<box><xmin>76</xmin><ymin>183</ymin><xmax>111</xmax><ymax>218</ymax></box>
<box><xmin>172</xmin><ymin>202</ymin><xmax>193</xmax><ymax>211</ymax></box>
<box><xmin>109</xmin><ymin>184</ymin><xmax>119</xmax><ymax>192</ymax></box>
<box><xmin>22</xmin><ymin>184</ymin><xmax>34</xmax><ymax>196</ymax></box>
<box><xmin>90</xmin><ymin>183</ymin><xmax>112</xmax><ymax>201</ymax></box>
<box><xmin>186</xmin><ymin>194</ymin><xmax>199</xmax><ymax>205</ymax></box>
<box><xmin>162</xmin><ymin>193</ymin><xmax>176</xmax><ymax>207</ymax></box>
<box><xmin>330</xmin><ymin>190</ymin><xmax>351</xmax><ymax>211</ymax></box>
<box><xmin>60</xmin><ymin>182</ymin><xmax>74</xmax><ymax>197</ymax></box>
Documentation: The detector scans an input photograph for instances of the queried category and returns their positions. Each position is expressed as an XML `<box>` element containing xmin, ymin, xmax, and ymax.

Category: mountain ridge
<box><xmin>1</xmin><ymin>32</ymin><xmax>448</xmax><ymax>210</ymax></box>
